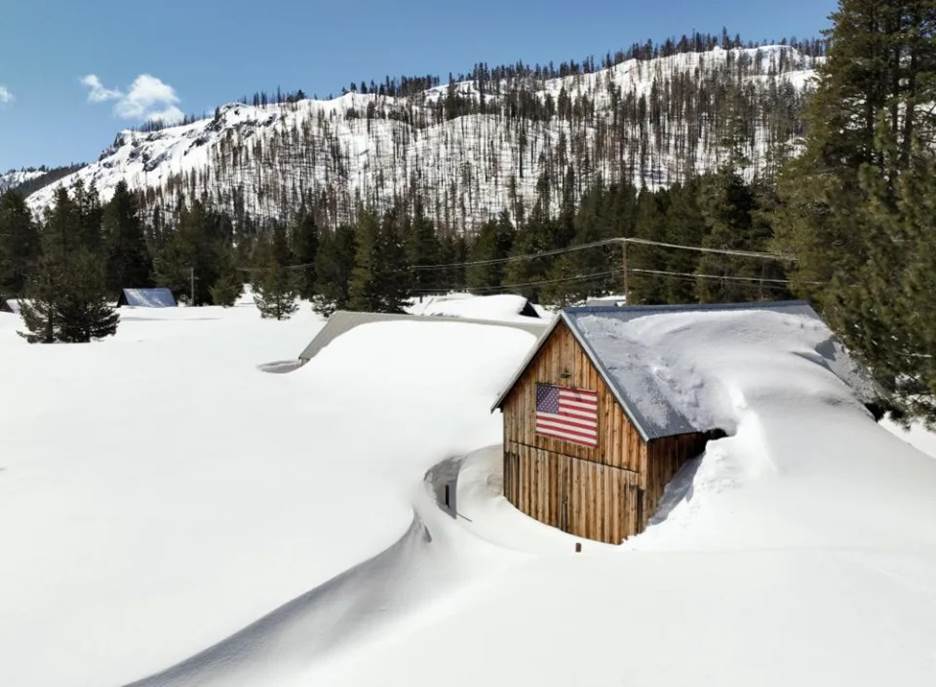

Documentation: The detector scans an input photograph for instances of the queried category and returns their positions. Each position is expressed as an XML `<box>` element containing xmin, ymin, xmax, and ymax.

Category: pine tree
<box><xmin>0</xmin><ymin>190</ymin><xmax>40</xmax><ymax>298</ymax></box>
<box><xmin>54</xmin><ymin>251</ymin><xmax>120</xmax><ymax>342</ymax></box>
<box><xmin>18</xmin><ymin>255</ymin><xmax>63</xmax><ymax>343</ymax></box>
<box><xmin>348</xmin><ymin>210</ymin><xmax>382</xmax><ymax>311</ymax></box>
<box><xmin>153</xmin><ymin>201</ymin><xmax>235</xmax><ymax>305</ymax></box>
<box><xmin>628</xmin><ymin>189</ymin><xmax>669</xmax><ymax>304</ymax></box>
<box><xmin>71</xmin><ymin>180</ymin><xmax>104</xmax><ymax>257</ymax></box>
<box><xmin>775</xmin><ymin>0</ymin><xmax>936</xmax><ymax>422</ymax></box>
<box><xmin>312</xmin><ymin>224</ymin><xmax>356</xmax><ymax>315</ymax></box>
<box><xmin>502</xmin><ymin>215</ymin><xmax>556</xmax><ymax>302</ymax></box>
<box><xmin>466</xmin><ymin>211</ymin><xmax>514</xmax><ymax>292</ymax></box>
<box><xmin>290</xmin><ymin>210</ymin><xmax>319</xmax><ymax>299</ymax></box>
<box><xmin>437</xmin><ymin>230</ymin><xmax>467</xmax><ymax>293</ymax></box>
<box><xmin>348</xmin><ymin>209</ymin><xmax>409</xmax><ymax>313</ymax></box>
<box><xmin>660</xmin><ymin>181</ymin><xmax>704</xmax><ymax>303</ymax></box>
<box><xmin>504</xmin><ymin>177</ymin><xmax>562</xmax><ymax>302</ymax></box>
<box><xmin>405</xmin><ymin>205</ymin><xmax>442</xmax><ymax>295</ymax></box>
<box><xmin>253</xmin><ymin>229</ymin><xmax>299</xmax><ymax>319</ymax></box>
<box><xmin>103</xmin><ymin>181</ymin><xmax>152</xmax><ymax>294</ymax></box>
<box><xmin>19</xmin><ymin>187</ymin><xmax>119</xmax><ymax>343</ymax></box>
<box><xmin>210</xmin><ymin>242</ymin><xmax>243</xmax><ymax>307</ymax></box>
<box><xmin>541</xmin><ymin>181</ymin><xmax>621</xmax><ymax>305</ymax></box>
<box><xmin>376</xmin><ymin>210</ymin><xmax>410</xmax><ymax>311</ymax></box>
<box><xmin>695</xmin><ymin>167</ymin><xmax>783</xmax><ymax>303</ymax></box>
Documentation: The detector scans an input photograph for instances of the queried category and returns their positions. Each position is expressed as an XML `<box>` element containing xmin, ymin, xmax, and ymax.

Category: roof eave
<box><xmin>490</xmin><ymin>314</ymin><xmax>563</xmax><ymax>413</ymax></box>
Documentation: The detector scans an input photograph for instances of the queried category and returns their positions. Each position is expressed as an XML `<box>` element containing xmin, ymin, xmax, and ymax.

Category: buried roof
<box><xmin>298</xmin><ymin>310</ymin><xmax>548</xmax><ymax>362</ymax></box>
<box><xmin>493</xmin><ymin>300</ymin><xmax>877</xmax><ymax>441</ymax></box>
<box><xmin>118</xmin><ymin>288</ymin><xmax>177</xmax><ymax>307</ymax></box>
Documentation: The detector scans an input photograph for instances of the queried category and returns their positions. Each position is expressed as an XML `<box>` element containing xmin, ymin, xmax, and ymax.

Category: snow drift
<box><xmin>2</xmin><ymin>300</ymin><xmax>936</xmax><ymax>687</ymax></box>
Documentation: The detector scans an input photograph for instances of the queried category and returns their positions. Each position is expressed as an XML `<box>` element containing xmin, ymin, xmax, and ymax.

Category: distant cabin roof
<box><xmin>118</xmin><ymin>288</ymin><xmax>176</xmax><ymax>307</ymax></box>
<box><xmin>493</xmin><ymin>300</ymin><xmax>876</xmax><ymax>441</ymax></box>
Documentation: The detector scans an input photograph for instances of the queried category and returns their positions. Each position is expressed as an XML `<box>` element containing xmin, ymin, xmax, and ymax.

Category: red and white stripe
<box><xmin>536</xmin><ymin>386</ymin><xmax>598</xmax><ymax>447</ymax></box>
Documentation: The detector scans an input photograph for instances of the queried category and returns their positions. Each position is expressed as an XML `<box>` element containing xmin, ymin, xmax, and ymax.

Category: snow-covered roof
<box><xmin>2</xmin><ymin>299</ymin><xmax>24</xmax><ymax>314</ymax></box>
<box><xmin>118</xmin><ymin>288</ymin><xmax>176</xmax><ymax>308</ymax></box>
<box><xmin>494</xmin><ymin>300</ymin><xmax>876</xmax><ymax>441</ymax></box>
<box><xmin>407</xmin><ymin>294</ymin><xmax>540</xmax><ymax>321</ymax></box>
<box><xmin>298</xmin><ymin>310</ymin><xmax>547</xmax><ymax>362</ymax></box>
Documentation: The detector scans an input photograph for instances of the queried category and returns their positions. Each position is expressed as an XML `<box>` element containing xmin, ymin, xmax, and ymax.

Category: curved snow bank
<box><xmin>602</xmin><ymin>309</ymin><xmax>936</xmax><ymax>551</ymax></box>
<box><xmin>128</xmin><ymin>451</ymin><xmax>533</xmax><ymax>687</ymax></box>
<box><xmin>0</xmin><ymin>308</ymin><xmax>535</xmax><ymax>687</ymax></box>
<box><xmin>134</xmin><ymin>310</ymin><xmax>936</xmax><ymax>687</ymax></box>
<box><xmin>6</xmin><ymin>303</ymin><xmax>936</xmax><ymax>687</ymax></box>
<box><xmin>128</xmin><ymin>515</ymin><xmax>437</xmax><ymax>687</ymax></box>
<box><xmin>307</xmin><ymin>424</ymin><xmax>936</xmax><ymax>687</ymax></box>
<box><xmin>882</xmin><ymin>417</ymin><xmax>936</xmax><ymax>460</ymax></box>
<box><xmin>573</xmin><ymin>307</ymin><xmax>873</xmax><ymax>439</ymax></box>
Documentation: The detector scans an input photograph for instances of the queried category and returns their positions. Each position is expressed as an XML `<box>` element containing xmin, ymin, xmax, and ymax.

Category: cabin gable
<box><xmin>500</xmin><ymin>318</ymin><xmax>706</xmax><ymax>544</ymax></box>
<box><xmin>502</xmin><ymin>319</ymin><xmax>646</xmax><ymax>473</ymax></box>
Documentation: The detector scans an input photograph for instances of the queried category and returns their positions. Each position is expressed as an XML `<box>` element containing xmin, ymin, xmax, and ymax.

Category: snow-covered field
<box><xmin>2</xmin><ymin>298</ymin><xmax>935</xmax><ymax>687</ymax></box>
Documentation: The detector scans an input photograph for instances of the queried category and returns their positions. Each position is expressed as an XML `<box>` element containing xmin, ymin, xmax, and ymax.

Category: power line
<box><xmin>412</xmin><ymin>266</ymin><xmax>807</xmax><ymax>295</ymax></box>
<box><xmin>231</xmin><ymin>238</ymin><xmax>795</xmax><ymax>278</ymax></box>
<box><xmin>628</xmin><ymin>267</ymin><xmax>817</xmax><ymax>286</ymax></box>
<box><xmin>411</xmin><ymin>269</ymin><xmax>620</xmax><ymax>294</ymax></box>
<box><xmin>622</xmin><ymin>237</ymin><xmax>796</xmax><ymax>262</ymax></box>
<box><xmin>411</xmin><ymin>239</ymin><xmax>618</xmax><ymax>271</ymax></box>
<box><xmin>409</xmin><ymin>237</ymin><xmax>797</xmax><ymax>272</ymax></box>
<box><xmin>236</xmin><ymin>261</ymin><xmax>315</xmax><ymax>273</ymax></box>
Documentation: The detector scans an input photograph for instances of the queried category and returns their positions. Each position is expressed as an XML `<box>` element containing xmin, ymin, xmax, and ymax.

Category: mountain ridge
<box><xmin>27</xmin><ymin>44</ymin><xmax>820</xmax><ymax>231</ymax></box>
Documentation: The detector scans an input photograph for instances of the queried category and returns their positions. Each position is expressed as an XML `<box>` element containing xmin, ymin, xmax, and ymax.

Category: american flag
<box><xmin>535</xmin><ymin>383</ymin><xmax>599</xmax><ymax>447</ymax></box>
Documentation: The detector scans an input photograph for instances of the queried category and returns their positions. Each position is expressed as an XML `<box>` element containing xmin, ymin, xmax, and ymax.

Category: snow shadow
<box><xmin>125</xmin><ymin>516</ymin><xmax>433</xmax><ymax>687</ymax></box>
<box><xmin>646</xmin><ymin>455</ymin><xmax>703</xmax><ymax>527</ymax></box>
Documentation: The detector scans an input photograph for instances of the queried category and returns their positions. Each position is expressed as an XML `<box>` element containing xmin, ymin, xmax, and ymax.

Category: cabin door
<box><xmin>558</xmin><ymin>455</ymin><xmax>572</xmax><ymax>532</ymax></box>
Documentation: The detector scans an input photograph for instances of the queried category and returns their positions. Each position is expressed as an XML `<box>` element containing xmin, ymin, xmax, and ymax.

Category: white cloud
<box><xmin>0</xmin><ymin>85</ymin><xmax>14</xmax><ymax>105</ymax></box>
<box><xmin>81</xmin><ymin>73</ymin><xmax>184</xmax><ymax>124</ymax></box>
<box><xmin>81</xmin><ymin>74</ymin><xmax>122</xmax><ymax>103</ymax></box>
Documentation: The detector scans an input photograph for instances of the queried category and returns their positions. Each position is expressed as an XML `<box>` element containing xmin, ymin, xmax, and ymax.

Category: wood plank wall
<box><xmin>501</xmin><ymin>319</ymin><xmax>708</xmax><ymax>544</ymax></box>
<box><xmin>504</xmin><ymin>443</ymin><xmax>642</xmax><ymax>544</ymax></box>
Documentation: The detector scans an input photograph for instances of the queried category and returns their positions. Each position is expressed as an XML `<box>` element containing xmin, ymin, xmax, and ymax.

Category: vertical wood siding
<box><xmin>501</xmin><ymin>320</ymin><xmax>707</xmax><ymax>544</ymax></box>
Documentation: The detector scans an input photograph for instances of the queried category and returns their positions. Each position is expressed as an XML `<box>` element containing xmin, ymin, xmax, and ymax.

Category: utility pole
<box><xmin>621</xmin><ymin>239</ymin><xmax>630</xmax><ymax>304</ymax></box>
<box><xmin>189</xmin><ymin>267</ymin><xmax>195</xmax><ymax>306</ymax></box>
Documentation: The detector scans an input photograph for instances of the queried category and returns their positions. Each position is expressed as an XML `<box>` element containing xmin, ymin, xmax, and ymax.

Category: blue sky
<box><xmin>0</xmin><ymin>0</ymin><xmax>837</xmax><ymax>171</ymax></box>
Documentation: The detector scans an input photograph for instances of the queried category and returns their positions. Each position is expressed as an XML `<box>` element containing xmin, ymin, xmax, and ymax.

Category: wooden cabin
<box><xmin>492</xmin><ymin>301</ymin><xmax>874</xmax><ymax>545</ymax></box>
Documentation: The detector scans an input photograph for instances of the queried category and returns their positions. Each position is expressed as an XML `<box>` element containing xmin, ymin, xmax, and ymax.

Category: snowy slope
<box><xmin>0</xmin><ymin>168</ymin><xmax>45</xmax><ymax>193</ymax></box>
<box><xmin>27</xmin><ymin>46</ymin><xmax>819</xmax><ymax>230</ymax></box>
